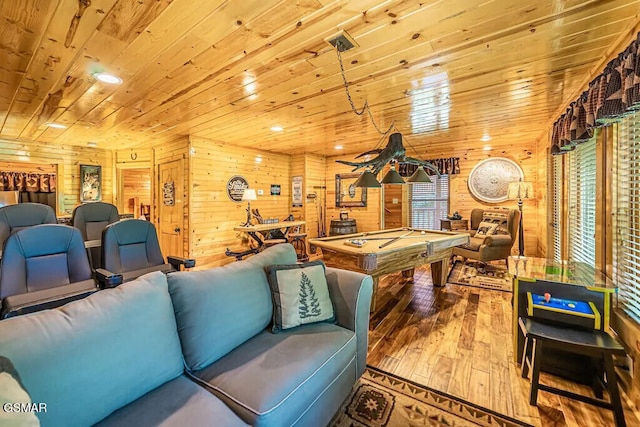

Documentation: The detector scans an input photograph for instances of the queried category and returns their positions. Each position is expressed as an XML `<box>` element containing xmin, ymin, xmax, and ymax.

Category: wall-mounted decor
<box><xmin>271</xmin><ymin>184</ymin><xmax>281</xmax><ymax>196</ymax></box>
<box><xmin>292</xmin><ymin>176</ymin><xmax>303</xmax><ymax>207</ymax></box>
<box><xmin>80</xmin><ymin>164</ymin><xmax>101</xmax><ymax>202</ymax></box>
<box><xmin>335</xmin><ymin>173</ymin><xmax>367</xmax><ymax>207</ymax></box>
<box><xmin>227</xmin><ymin>175</ymin><xmax>249</xmax><ymax>202</ymax></box>
<box><xmin>468</xmin><ymin>157</ymin><xmax>524</xmax><ymax>203</ymax></box>
<box><xmin>163</xmin><ymin>181</ymin><xmax>175</xmax><ymax>206</ymax></box>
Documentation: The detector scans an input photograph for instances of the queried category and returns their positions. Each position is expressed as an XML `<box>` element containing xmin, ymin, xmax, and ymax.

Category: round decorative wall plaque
<box><xmin>226</xmin><ymin>175</ymin><xmax>249</xmax><ymax>202</ymax></box>
<box><xmin>468</xmin><ymin>157</ymin><xmax>524</xmax><ymax>203</ymax></box>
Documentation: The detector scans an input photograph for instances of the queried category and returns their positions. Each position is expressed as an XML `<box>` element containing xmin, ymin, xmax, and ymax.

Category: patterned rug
<box><xmin>447</xmin><ymin>260</ymin><xmax>512</xmax><ymax>292</ymax></box>
<box><xmin>332</xmin><ymin>367</ymin><xmax>532</xmax><ymax>427</ymax></box>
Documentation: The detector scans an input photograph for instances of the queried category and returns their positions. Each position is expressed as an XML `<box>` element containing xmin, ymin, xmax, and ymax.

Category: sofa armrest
<box><xmin>325</xmin><ymin>267</ymin><xmax>373</xmax><ymax>378</ymax></box>
<box><xmin>484</xmin><ymin>234</ymin><xmax>513</xmax><ymax>247</ymax></box>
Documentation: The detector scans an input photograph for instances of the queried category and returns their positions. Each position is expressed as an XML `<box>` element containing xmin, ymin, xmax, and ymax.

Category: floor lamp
<box><xmin>241</xmin><ymin>188</ymin><xmax>257</xmax><ymax>226</ymax></box>
<box><xmin>507</xmin><ymin>181</ymin><xmax>533</xmax><ymax>257</ymax></box>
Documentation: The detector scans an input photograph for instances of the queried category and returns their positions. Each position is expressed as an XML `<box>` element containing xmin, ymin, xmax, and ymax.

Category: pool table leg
<box><xmin>430</xmin><ymin>257</ymin><xmax>450</xmax><ymax>286</ymax></box>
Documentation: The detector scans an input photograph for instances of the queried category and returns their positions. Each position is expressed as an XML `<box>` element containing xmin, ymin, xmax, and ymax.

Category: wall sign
<box><xmin>227</xmin><ymin>175</ymin><xmax>249</xmax><ymax>202</ymax></box>
<box><xmin>270</xmin><ymin>184</ymin><xmax>281</xmax><ymax>196</ymax></box>
<box><xmin>292</xmin><ymin>176</ymin><xmax>303</xmax><ymax>207</ymax></box>
<box><xmin>163</xmin><ymin>181</ymin><xmax>175</xmax><ymax>206</ymax></box>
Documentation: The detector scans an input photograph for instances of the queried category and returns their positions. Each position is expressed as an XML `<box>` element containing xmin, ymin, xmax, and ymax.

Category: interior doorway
<box><xmin>119</xmin><ymin>168</ymin><xmax>152</xmax><ymax>219</ymax></box>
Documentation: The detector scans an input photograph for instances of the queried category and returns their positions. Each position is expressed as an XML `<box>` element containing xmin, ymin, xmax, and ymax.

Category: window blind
<box><xmin>410</xmin><ymin>174</ymin><xmax>449</xmax><ymax>230</ymax></box>
<box><xmin>616</xmin><ymin>112</ymin><xmax>640</xmax><ymax>321</ymax></box>
<box><xmin>549</xmin><ymin>155</ymin><xmax>563</xmax><ymax>261</ymax></box>
<box><xmin>566</xmin><ymin>138</ymin><xmax>596</xmax><ymax>267</ymax></box>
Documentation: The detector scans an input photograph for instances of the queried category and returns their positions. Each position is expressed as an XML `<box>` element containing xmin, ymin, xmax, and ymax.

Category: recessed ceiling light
<box><xmin>255</xmin><ymin>156</ymin><xmax>262</xmax><ymax>163</ymax></box>
<box><xmin>335</xmin><ymin>145</ymin><xmax>343</xmax><ymax>150</ymax></box>
<box><xmin>270</xmin><ymin>125</ymin><xmax>283</xmax><ymax>132</ymax></box>
<box><xmin>94</xmin><ymin>72</ymin><xmax>123</xmax><ymax>84</ymax></box>
<box><xmin>87</xmin><ymin>142</ymin><xmax>98</xmax><ymax>148</ymax></box>
<box><xmin>481</xmin><ymin>134</ymin><xmax>491</xmax><ymax>142</ymax></box>
<box><xmin>46</xmin><ymin>123</ymin><xmax>67</xmax><ymax>129</ymax></box>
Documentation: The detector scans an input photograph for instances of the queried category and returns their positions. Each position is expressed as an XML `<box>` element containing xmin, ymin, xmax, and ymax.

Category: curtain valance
<box><xmin>552</xmin><ymin>32</ymin><xmax>640</xmax><ymax>153</ymax></box>
<box><xmin>0</xmin><ymin>172</ymin><xmax>57</xmax><ymax>193</ymax></box>
<box><xmin>399</xmin><ymin>157</ymin><xmax>460</xmax><ymax>177</ymax></box>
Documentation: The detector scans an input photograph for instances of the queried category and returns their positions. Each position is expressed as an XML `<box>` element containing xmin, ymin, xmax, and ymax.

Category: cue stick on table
<box><xmin>378</xmin><ymin>231</ymin><xmax>414</xmax><ymax>248</ymax></box>
<box><xmin>361</xmin><ymin>235</ymin><xmax>431</xmax><ymax>241</ymax></box>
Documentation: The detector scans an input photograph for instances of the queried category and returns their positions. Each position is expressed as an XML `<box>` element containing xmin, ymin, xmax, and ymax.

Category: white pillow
<box><xmin>0</xmin><ymin>372</ymin><xmax>40</xmax><ymax>427</ymax></box>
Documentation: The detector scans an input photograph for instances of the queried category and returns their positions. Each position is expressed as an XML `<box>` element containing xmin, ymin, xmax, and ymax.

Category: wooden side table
<box><xmin>440</xmin><ymin>219</ymin><xmax>468</xmax><ymax>231</ymax></box>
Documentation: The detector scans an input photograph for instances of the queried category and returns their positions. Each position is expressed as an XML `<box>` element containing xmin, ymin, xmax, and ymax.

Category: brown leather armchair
<box><xmin>452</xmin><ymin>208</ymin><xmax>521</xmax><ymax>265</ymax></box>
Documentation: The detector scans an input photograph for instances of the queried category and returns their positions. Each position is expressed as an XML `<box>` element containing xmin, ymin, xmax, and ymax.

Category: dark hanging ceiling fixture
<box><xmin>328</xmin><ymin>31</ymin><xmax>439</xmax><ymax>187</ymax></box>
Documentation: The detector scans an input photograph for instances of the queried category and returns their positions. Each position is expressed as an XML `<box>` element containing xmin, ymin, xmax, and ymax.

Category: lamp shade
<box><xmin>241</xmin><ymin>188</ymin><xmax>257</xmax><ymax>201</ymax></box>
<box><xmin>354</xmin><ymin>170</ymin><xmax>381</xmax><ymax>188</ymax></box>
<box><xmin>406</xmin><ymin>166</ymin><xmax>432</xmax><ymax>184</ymax></box>
<box><xmin>507</xmin><ymin>181</ymin><xmax>533</xmax><ymax>200</ymax></box>
<box><xmin>380</xmin><ymin>168</ymin><xmax>405</xmax><ymax>184</ymax></box>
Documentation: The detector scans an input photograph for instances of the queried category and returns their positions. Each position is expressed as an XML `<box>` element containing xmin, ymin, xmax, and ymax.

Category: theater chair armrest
<box><xmin>484</xmin><ymin>234</ymin><xmax>513</xmax><ymax>247</ymax></box>
<box><xmin>167</xmin><ymin>256</ymin><xmax>196</xmax><ymax>270</ymax></box>
<box><xmin>95</xmin><ymin>269</ymin><xmax>124</xmax><ymax>289</ymax></box>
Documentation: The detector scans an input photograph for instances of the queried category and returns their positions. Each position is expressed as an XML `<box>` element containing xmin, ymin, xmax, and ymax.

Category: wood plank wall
<box><xmin>303</xmin><ymin>154</ymin><xmax>327</xmax><ymax>240</ymax></box>
<box><xmin>0</xmin><ymin>138</ymin><xmax>113</xmax><ymax>215</ymax></box>
<box><xmin>325</xmin><ymin>159</ymin><xmax>382</xmax><ymax>233</ymax></box>
<box><xmin>153</xmin><ymin>137</ymin><xmax>190</xmax><ymax>259</ymax></box>
<box><xmin>536</xmin><ymin>135</ymin><xmax>549</xmax><ymax>257</ymax></box>
<box><xmin>188</xmin><ymin>136</ymin><xmax>292</xmax><ymax>268</ymax></box>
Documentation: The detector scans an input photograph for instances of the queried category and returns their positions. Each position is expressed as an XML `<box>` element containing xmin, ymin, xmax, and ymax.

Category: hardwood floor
<box><xmin>367</xmin><ymin>265</ymin><xmax>640</xmax><ymax>427</ymax></box>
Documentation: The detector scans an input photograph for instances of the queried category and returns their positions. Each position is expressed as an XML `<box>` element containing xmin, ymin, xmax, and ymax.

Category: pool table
<box><xmin>309</xmin><ymin>228</ymin><xmax>469</xmax><ymax>310</ymax></box>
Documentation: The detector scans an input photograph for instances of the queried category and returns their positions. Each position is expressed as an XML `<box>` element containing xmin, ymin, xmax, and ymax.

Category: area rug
<box><xmin>332</xmin><ymin>366</ymin><xmax>532</xmax><ymax>427</ymax></box>
<box><xmin>447</xmin><ymin>260</ymin><xmax>511</xmax><ymax>292</ymax></box>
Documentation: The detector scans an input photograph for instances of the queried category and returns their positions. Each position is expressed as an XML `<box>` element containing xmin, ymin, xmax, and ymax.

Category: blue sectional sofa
<box><xmin>0</xmin><ymin>244</ymin><xmax>373</xmax><ymax>427</ymax></box>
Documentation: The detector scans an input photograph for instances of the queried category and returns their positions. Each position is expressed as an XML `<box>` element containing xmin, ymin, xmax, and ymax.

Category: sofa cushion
<box><xmin>482</xmin><ymin>209</ymin><xmax>510</xmax><ymax>235</ymax></box>
<box><xmin>95</xmin><ymin>375</ymin><xmax>248</xmax><ymax>427</ymax></box>
<box><xmin>266</xmin><ymin>260</ymin><xmax>335</xmax><ymax>332</ymax></box>
<box><xmin>167</xmin><ymin>244</ymin><xmax>299</xmax><ymax>371</ymax></box>
<box><xmin>0</xmin><ymin>357</ymin><xmax>39</xmax><ymax>427</ymax></box>
<box><xmin>190</xmin><ymin>322</ymin><xmax>356</xmax><ymax>427</ymax></box>
<box><xmin>474</xmin><ymin>220</ymin><xmax>498</xmax><ymax>238</ymax></box>
<box><xmin>0</xmin><ymin>272</ymin><xmax>184</xmax><ymax>427</ymax></box>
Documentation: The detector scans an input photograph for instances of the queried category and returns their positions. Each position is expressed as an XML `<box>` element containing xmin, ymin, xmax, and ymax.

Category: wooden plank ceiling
<box><xmin>1</xmin><ymin>0</ymin><xmax>639</xmax><ymax>157</ymax></box>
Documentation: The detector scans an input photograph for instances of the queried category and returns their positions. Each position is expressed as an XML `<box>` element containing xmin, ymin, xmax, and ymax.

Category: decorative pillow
<box><xmin>0</xmin><ymin>357</ymin><xmax>40</xmax><ymax>427</ymax></box>
<box><xmin>266</xmin><ymin>260</ymin><xmax>335</xmax><ymax>333</ymax></box>
<box><xmin>474</xmin><ymin>221</ymin><xmax>498</xmax><ymax>238</ymax></box>
<box><xmin>482</xmin><ymin>210</ymin><xmax>510</xmax><ymax>235</ymax></box>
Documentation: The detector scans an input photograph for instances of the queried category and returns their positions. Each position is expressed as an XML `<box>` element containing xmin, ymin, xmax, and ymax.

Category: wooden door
<box><xmin>158</xmin><ymin>160</ymin><xmax>184</xmax><ymax>257</ymax></box>
<box><xmin>384</xmin><ymin>185</ymin><xmax>403</xmax><ymax>229</ymax></box>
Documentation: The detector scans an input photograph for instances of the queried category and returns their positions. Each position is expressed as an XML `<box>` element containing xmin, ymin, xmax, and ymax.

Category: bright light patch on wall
<box><xmin>46</xmin><ymin>123</ymin><xmax>67</xmax><ymax>129</ymax></box>
<box><xmin>335</xmin><ymin>145</ymin><xmax>343</xmax><ymax>150</ymax></box>
<box><xmin>94</xmin><ymin>73</ymin><xmax>123</xmax><ymax>84</ymax></box>
<box><xmin>270</xmin><ymin>125</ymin><xmax>283</xmax><ymax>132</ymax></box>
<box><xmin>255</xmin><ymin>156</ymin><xmax>262</xmax><ymax>163</ymax></box>
<box><xmin>481</xmin><ymin>134</ymin><xmax>491</xmax><ymax>142</ymax></box>
<box><xmin>483</xmin><ymin>144</ymin><xmax>492</xmax><ymax>151</ymax></box>
<box><xmin>409</xmin><ymin>72</ymin><xmax>450</xmax><ymax>134</ymax></box>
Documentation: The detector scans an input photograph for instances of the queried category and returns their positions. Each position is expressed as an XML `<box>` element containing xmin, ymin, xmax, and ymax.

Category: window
<box><xmin>410</xmin><ymin>174</ymin><xmax>449</xmax><ymax>229</ymax></box>
<box><xmin>566</xmin><ymin>139</ymin><xmax>596</xmax><ymax>267</ymax></box>
<box><xmin>615</xmin><ymin>112</ymin><xmax>640</xmax><ymax>320</ymax></box>
<box><xmin>548</xmin><ymin>154</ymin><xmax>563</xmax><ymax>261</ymax></box>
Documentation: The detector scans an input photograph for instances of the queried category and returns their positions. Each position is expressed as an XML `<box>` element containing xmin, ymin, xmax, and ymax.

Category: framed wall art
<box><xmin>467</xmin><ymin>157</ymin><xmax>524</xmax><ymax>203</ymax></box>
<box><xmin>80</xmin><ymin>164</ymin><xmax>102</xmax><ymax>202</ymax></box>
<box><xmin>335</xmin><ymin>173</ymin><xmax>367</xmax><ymax>207</ymax></box>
